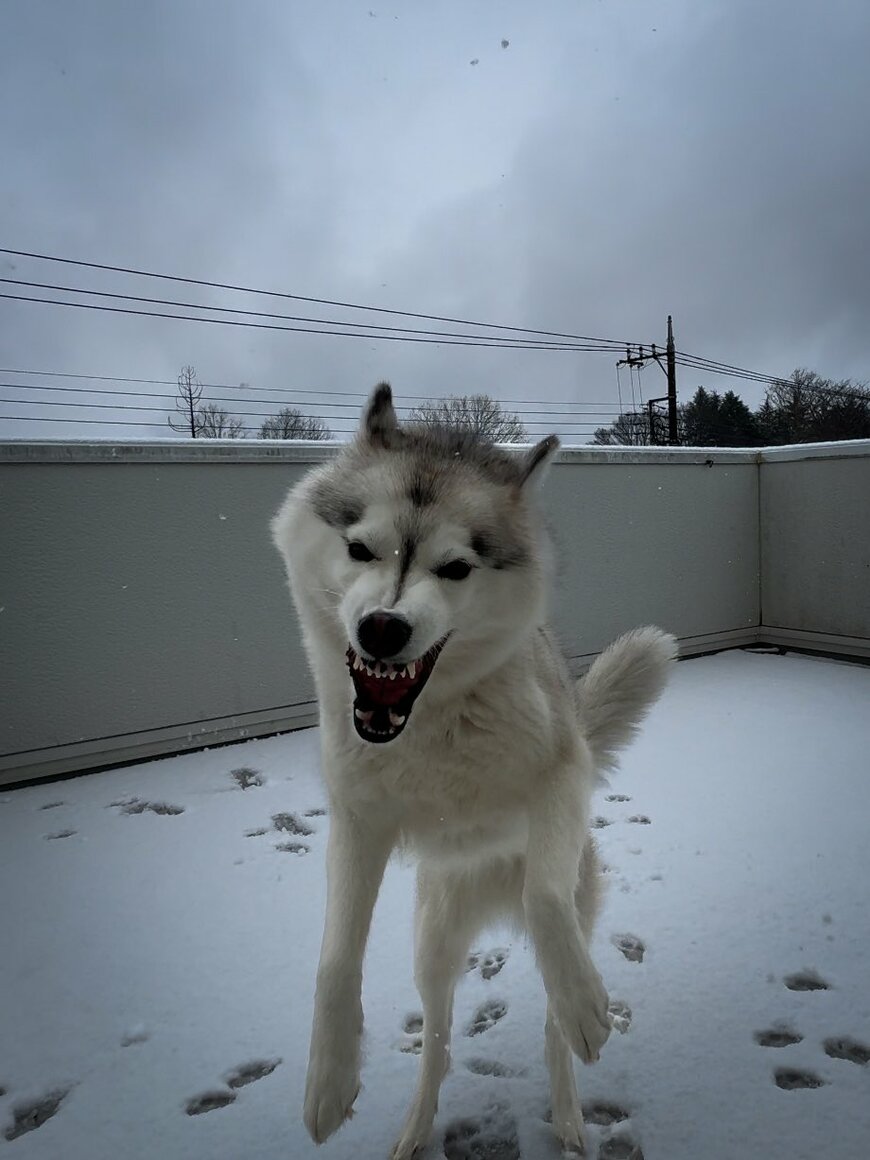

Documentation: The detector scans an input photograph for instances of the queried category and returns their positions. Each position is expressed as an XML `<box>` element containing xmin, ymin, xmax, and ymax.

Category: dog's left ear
<box><xmin>361</xmin><ymin>381</ymin><xmax>402</xmax><ymax>449</ymax></box>
<box><xmin>518</xmin><ymin>434</ymin><xmax>559</xmax><ymax>488</ymax></box>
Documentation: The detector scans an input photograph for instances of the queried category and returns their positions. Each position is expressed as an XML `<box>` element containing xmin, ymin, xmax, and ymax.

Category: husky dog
<box><xmin>271</xmin><ymin>384</ymin><xmax>675</xmax><ymax>1157</ymax></box>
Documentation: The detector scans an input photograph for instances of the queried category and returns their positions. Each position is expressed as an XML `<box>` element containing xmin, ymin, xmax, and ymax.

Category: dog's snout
<box><xmin>357</xmin><ymin>611</ymin><xmax>412</xmax><ymax>660</ymax></box>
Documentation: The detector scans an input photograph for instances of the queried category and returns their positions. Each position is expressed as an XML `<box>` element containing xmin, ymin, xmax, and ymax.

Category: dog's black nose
<box><xmin>357</xmin><ymin>612</ymin><xmax>412</xmax><ymax>660</ymax></box>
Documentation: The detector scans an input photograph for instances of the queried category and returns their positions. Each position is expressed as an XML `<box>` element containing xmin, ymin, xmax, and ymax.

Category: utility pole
<box><xmin>615</xmin><ymin>315</ymin><xmax>679</xmax><ymax>445</ymax></box>
<box><xmin>666</xmin><ymin>314</ymin><xmax>677</xmax><ymax>445</ymax></box>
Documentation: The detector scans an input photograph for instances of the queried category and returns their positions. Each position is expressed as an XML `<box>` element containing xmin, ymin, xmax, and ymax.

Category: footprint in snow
<box><xmin>467</xmin><ymin>948</ymin><xmax>509</xmax><ymax>980</ymax></box>
<box><xmin>186</xmin><ymin>1060</ymin><xmax>281</xmax><ymax>1115</ymax></box>
<box><xmin>185</xmin><ymin>1090</ymin><xmax>236</xmax><ymax>1115</ymax></box>
<box><xmin>231</xmin><ymin>766</ymin><xmax>264</xmax><ymax>790</ymax></box>
<box><xmin>591</xmin><ymin>816</ymin><xmax>614</xmax><ymax>829</ymax></box>
<box><xmin>612</xmin><ymin>934</ymin><xmax>645</xmax><ymax>963</ymax></box>
<box><xmin>481</xmin><ymin>950</ymin><xmax>508</xmax><ymax>980</ymax></box>
<box><xmin>443</xmin><ymin>1112</ymin><xmax>520</xmax><ymax>1160</ymax></box>
<box><xmin>304</xmin><ymin>807</ymin><xmax>327</xmax><ymax>817</ymax></box>
<box><xmin>44</xmin><ymin>829</ymin><xmax>76</xmax><ymax>840</ymax></box>
<box><xmin>823</xmin><ymin>1037</ymin><xmax>870</xmax><ymax>1065</ymax></box>
<box><xmin>583</xmin><ymin>1101</ymin><xmax>630</xmax><ymax>1126</ymax></box>
<box><xmin>754</xmin><ymin>1026</ymin><xmax>803</xmax><ymax>1048</ymax></box>
<box><xmin>275</xmin><ymin>842</ymin><xmax>309</xmax><ymax>855</ymax></box>
<box><xmin>773</xmin><ymin>1068</ymin><xmax>826</xmax><ymax>1090</ymax></box>
<box><xmin>4</xmin><ymin>1089</ymin><xmax>70</xmax><ymax>1141</ymax></box>
<box><xmin>224</xmin><ymin>1059</ymin><xmax>282</xmax><ymax>1088</ymax></box>
<box><xmin>271</xmin><ymin>812</ymin><xmax>313</xmax><ymax>836</ymax></box>
<box><xmin>466</xmin><ymin>999</ymin><xmax>508</xmax><ymax>1037</ymax></box>
<box><xmin>627</xmin><ymin>815</ymin><xmax>651</xmax><ymax>825</ymax></box>
<box><xmin>38</xmin><ymin>801</ymin><xmax>65</xmax><ymax>811</ymax></box>
<box><xmin>608</xmin><ymin>999</ymin><xmax>633</xmax><ymax>1033</ymax></box>
<box><xmin>115</xmin><ymin>798</ymin><xmax>184</xmax><ymax>816</ymax></box>
<box><xmin>599</xmin><ymin>1135</ymin><xmax>645</xmax><ymax>1159</ymax></box>
<box><xmin>605</xmin><ymin>794</ymin><xmax>632</xmax><ymax>803</ymax></box>
<box><xmin>784</xmin><ymin>970</ymin><xmax>830</xmax><ymax>992</ymax></box>
<box><xmin>466</xmin><ymin>1058</ymin><xmax>525</xmax><ymax>1078</ymax></box>
<box><xmin>397</xmin><ymin>1013</ymin><xmax>423</xmax><ymax>1054</ymax></box>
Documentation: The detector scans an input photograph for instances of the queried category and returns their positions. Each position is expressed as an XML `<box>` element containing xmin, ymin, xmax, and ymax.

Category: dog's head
<box><xmin>273</xmin><ymin>383</ymin><xmax>558</xmax><ymax>745</ymax></box>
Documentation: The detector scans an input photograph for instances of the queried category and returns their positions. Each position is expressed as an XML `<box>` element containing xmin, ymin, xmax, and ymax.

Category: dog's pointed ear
<box><xmin>518</xmin><ymin>434</ymin><xmax>559</xmax><ymax>488</ymax></box>
<box><xmin>361</xmin><ymin>381</ymin><xmax>402</xmax><ymax>448</ymax></box>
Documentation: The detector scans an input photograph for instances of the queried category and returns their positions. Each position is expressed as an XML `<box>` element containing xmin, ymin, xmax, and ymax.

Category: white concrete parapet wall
<box><xmin>1</xmin><ymin>438</ymin><xmax>867</xmax><ymax>784</ymax></box>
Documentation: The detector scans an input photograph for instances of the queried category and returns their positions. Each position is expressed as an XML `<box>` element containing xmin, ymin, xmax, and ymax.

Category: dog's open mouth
<box><xmin>346</xmin><ymin>638</ymin><xmax>447</xmax><ymax>743</ymax></box>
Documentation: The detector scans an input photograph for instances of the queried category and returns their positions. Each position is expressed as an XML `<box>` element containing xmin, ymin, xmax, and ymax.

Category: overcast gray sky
<box><xmin>1</xmin><ymin>0</ymin><xmax>868</xmax><ymax>441</ymax></box>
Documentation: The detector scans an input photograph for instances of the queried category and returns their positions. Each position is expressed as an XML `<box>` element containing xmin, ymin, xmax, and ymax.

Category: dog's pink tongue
<box><xmin>357</xmin><ymin>670</ymin><xmax>412</xmax><ymax>706</ymax></box>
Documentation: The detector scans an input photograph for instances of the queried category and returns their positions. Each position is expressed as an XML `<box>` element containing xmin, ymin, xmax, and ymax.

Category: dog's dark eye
<box><xmin>347</xmin><ymin>540</ymin><xmax>376</xmax><ymax>563</ymax></box>
<box><xmin>435</xmin><ymin>559</ymin><xmax>472</xmax><ymax>581</ymax></box>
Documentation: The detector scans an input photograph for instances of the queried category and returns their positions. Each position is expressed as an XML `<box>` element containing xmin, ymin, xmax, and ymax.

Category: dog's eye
<box><xmin>347</xmin><ymin>540</ymin><xmax>376</xmax><ymax>563</ymax></box>
<box><xmin>435</xmin><ymin>559</ymin><xmax>472</xmax><ymax>581</ymax></box>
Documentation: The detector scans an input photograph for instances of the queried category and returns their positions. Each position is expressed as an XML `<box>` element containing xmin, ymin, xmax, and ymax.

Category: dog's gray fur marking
<box><xmin>471</xmin><ymin>531</ymin><xmax>527</xmax><ymax>570</ymax></box>
<box><xmin>393</xmin><ymin>530</ymin><xmax>419</xmax><ymax>602</ymax></box>
<box><xmin>310</xmin><ymin>482</ymin><xmax>365</xmax><ymax>530</ymax></box>
<box><xmin>407</xmin><ymin>471</ymin><xmax>438</xmax><ymax>508</ymax></box>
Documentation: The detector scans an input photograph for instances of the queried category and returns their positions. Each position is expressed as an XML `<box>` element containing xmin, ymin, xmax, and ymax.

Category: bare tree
<box><xmin>196</xmin><ymin>403</ymin><xmax>246</xmax><ymax>438</ymax></box>
<box><xmin>592</xmin><ymin>410</ymin><xmax>653</xmax><ymax>445</ymax></box>
<box><xmin>408</xmin><ymin>394</ymin><xmax>527</xmax><ymax>442</ymax></box>
<box><xmin>757</xmin><ymin>368</ymin><xmax>870</xmax><ymax>444</ymax></box>
<box><xmin>259</xmin><ymin>407</ymin><xmax>332</xmax><ymax>440</ymax></box>
<box><xmin>168</xmin><ymin>365</ymin><xmax>203</xmax><ymax>437</ymax></box>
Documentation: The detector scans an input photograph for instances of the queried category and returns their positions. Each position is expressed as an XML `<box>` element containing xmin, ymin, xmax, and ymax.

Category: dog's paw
<box><xmin>392</xmin><ymin>1123</ymin><xmax>432</xmax><ymax>1160</ymax></box>
<box><xmin>552</xmin><ymin>971</ymin><xmax>612</xmax><ymax>1063</ymax></box>
<box><xmin>303</xmin><ymin>1054</ymin><xmax>360</xmax><ymax>1144</ymax></box>
<box><xmin>551</xmin><ymin>1110</ymin><xmax>587</xmax><ymax>1155</ymax></box>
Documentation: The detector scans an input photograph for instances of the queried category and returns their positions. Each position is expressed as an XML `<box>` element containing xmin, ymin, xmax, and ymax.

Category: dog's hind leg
<box><xmin>392</xmin><ymin>869</ymin><xmax>475</xmax><ymax>1160</ymax></box>
<box><xmin>523</xmin><ymin>775</ymin><xmax>611</xmax><ymax>1066</ymax></box>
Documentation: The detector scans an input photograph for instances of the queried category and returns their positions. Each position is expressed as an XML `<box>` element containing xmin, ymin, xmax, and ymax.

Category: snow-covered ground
<box><xmin>2</xmin><ymin>650</ymin><xmax>869</xmax><ymax>1160</ymax></box>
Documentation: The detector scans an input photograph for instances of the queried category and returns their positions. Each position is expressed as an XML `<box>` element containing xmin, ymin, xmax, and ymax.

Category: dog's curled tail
<box><xmin>577</xmin><ymin>626</ymin><xmax>677</xmax><ymax>772</ymax></box>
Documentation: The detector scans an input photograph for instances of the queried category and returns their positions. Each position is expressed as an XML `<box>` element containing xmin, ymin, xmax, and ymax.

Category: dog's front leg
<box><xmin>522</xmin><ymin>776</ymin><xmax>611</xmax><ymax>1065</ymax></box>
<box><xmin>304</xmin><ymin>806</ymin><xmax>396</xmax><ymax>1144</ymax></box>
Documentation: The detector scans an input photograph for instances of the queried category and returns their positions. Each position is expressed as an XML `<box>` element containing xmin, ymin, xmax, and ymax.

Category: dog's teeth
<box><xmin>354</xmin><ymin>708</ymin><xmax>373</xmax><ymax>723</ymax></box>
<box><xmin>353</xmin><ymin>655</ymin><xmax>363</xmax><ymax>671</ymax></box>
<box><xmin>389</xmin><ymin>711</ymin><xmax>405</xmax><ymax>727</ymax></box>
<box><xmin>407</xmin><ymin>661</ymin><xmax>417</xmax><ymax>679</ymax></box>
<box><xmin>389</xmin><ymin>667</ymin><xmax>398</xmax><ymax>680</ymax></box>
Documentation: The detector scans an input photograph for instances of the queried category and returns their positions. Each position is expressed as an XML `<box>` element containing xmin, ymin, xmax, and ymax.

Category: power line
<box><xmin>0</xmin><ymin>395</ymin><xmax>619</xmax><ymax>423</ymax></box>
<box><xmin>676</xmin><ymin>355</ymin><xmax>870</xmax><ymax>402</ymax></box>
<box><xmin>4</xmin><ymin>248</ymin><xmax>831</xmax><ymax>403</ymax></box>
<box><xmin>0</xmin><ymin>369</ymin><xmax>622</xmax><ymax>409</ymax></box>
<box><xmin>0</xmin><ymin>278</ymin><xmax>619</xmax><ymax>351</ymax></box>
<box><xmin>0</xmin><ymin>247</ymin><xmax>644</xmax><ymax>350</ymax></box>
<box><xmin>0</xmin><ymin>414</ymin><xmax>606</xmax><ymax>436</ymax></box>
<box><xmin>0</xmin><ymin>383</ymin><xmax>620</xmax><ymax>416</ymax></box>
<box><xmin>0</xmin><ymin>292</ymin><xmax>618</xmax><ymax>352</ymax></box>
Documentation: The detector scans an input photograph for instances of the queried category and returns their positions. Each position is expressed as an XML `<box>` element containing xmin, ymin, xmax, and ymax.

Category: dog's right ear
<box><xmin>361</xmin><ymin>382</ymin><xmax>402</xmax><ymax>449</ymax></box>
